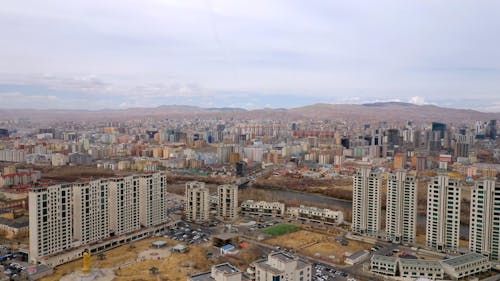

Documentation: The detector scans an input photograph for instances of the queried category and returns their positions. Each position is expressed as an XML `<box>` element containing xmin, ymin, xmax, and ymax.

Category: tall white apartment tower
<box><xmin>108</xmin><ymin>175</ymin><xmax>141</xmax><ymax>235</ymax></box>
<box><xmin>73</xmin><ymin>179</ymin><xmax>109</xmax><ymax>245</ymax></box>
<box><xmin>139</xmin><ymin>172</ymin><xmax>167</xmax><ymax>227</ymax></box>
<box><xmin>426</xmin><ymin>174</ymin><xmax>461</xmax><ymax>252</ymax></box>
<box><xmin>29</xmin><ymin>172</ymin><xmax>168</xmax><ymax>264</ymax></box>
<box><xmin>386</xmin><ymin>170</ymin><xmax>417</xmax><ymax>244</ymax></box>
<box><xmin>352</xmin><ymin>167</ymin><xmax>382</xmax><ymax>236</ymax></box>
<box><xmin>469</xmin><ymin>178</ymin><xmax>500</xmax><ymax>261</ymax></box>
<box><xmin>185</xmin><ymin>181</ymin><xmax>210</xmax><ymax>223</ymax></box>
<box><xmin>29</xmin><ymin>184</ymin><xmax>73</xmax><ymax>261</ymax></box>
<box><xmin>217</xmin><ymin>184</ymin><xmax>239</xmax><ymax>220</ymax></box>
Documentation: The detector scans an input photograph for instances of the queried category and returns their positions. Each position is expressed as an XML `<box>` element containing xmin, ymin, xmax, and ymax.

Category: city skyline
<box><xmin>1</xmin><ymin>2</ymin><xmax>500</xmax><ymax>280</ymax></box>
<box><xmin>1</xmin><ymin>1</ymin><xmax>500</xmax><ymax>111</ymax></box>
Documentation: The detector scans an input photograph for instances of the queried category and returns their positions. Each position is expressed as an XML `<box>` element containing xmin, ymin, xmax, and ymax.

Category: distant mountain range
<box><xmin>1</xmin><ymin>103</ymin><xmax>499</xmax><ymax>123</ymax></box>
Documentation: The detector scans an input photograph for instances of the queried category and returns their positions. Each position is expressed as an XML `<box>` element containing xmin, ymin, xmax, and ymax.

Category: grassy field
<box><xmin>262</xmin><ymin>224</ymin><xmax>300</xmax><ymax>236</ymax></box>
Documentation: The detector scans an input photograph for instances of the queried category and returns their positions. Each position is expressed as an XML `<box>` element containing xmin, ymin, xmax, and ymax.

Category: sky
<box><xmin>1</xmin><ymin>0</ymin><xmax>500</xmax><ymax>111</ymax></box>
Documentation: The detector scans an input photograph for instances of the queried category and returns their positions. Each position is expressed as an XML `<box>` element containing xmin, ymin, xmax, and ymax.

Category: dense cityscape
<box><xmin>0</xmin><ymin>105</ymin><xmax>498</xmax><ymax>280</ymax></box>
<box><xmin>2</xmin><ymin>1</ymin><xmax>500</xmax><ymax>281</ymax></box>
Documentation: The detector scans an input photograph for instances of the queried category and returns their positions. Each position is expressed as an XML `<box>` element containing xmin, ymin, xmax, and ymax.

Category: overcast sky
<box><xmin>1</xmin><ymin>0</ymin><xmax>500</xmax><ymax>111</ymax></box>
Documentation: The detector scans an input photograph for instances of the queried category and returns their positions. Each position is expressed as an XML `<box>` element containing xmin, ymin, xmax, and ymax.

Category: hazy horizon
<box><xmin>1</xmin><ymin>1</ymin><xmax>500</xmax><ymax>111</ymax></box>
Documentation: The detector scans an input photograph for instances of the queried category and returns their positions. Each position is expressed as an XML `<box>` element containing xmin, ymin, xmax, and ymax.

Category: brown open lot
<box><xmin>265</xmin><ymin>230</ymin><xmax>324</xmax><ymax>249</ymax></box>
<box><xmin>114</xmin><ymin>244</ymin><xmax>210</xmax><ymax>281</ymax></box>
<box><xmin>301</xmin><ymin>239</ymin><xmax>371</xmax><ymax>265</ymax></box>
<box><xmin>263</xmin><ymin>229</ymin><xmax>371</xmax><ymax>265</ymax></box>
<box><xmin>41</xmin><ymin>237</ymin><xmax>178</xmax><ymax>281</ymax></box>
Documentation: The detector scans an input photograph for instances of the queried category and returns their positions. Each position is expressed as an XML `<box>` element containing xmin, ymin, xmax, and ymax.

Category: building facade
<box><xmin>139</xmin><ymin>172</ymin><xmax>167</xmax><ymax>227</ymax></box>
<box><xmin>240</xmin><ymin>200</ymin><xmax>285</xmax><ymax>217</ymax></box>
<box><xmin>73</xmin><ymin>179</ymin><xmax>109</xmax><ymax>245</ymax></box>
<box><xmin>371</xmin><ymin>253</ymin><xmax>488</xmax><ymax>280</ymax></box>
<box><xmin>426</xmin><ymin>174</ymin><xmax>461</xmax><ymax>252</ymax></box>
<box><xmin>441</xmin><ymin>253</ymin><xmax>490</xmax><ymax>280</ymax></box>
<box><xmin>217</xmin><ymin>184</ymin><xmax>239</xmax><ymax>221</ymax></box>
<box><xmin>398</xmin><ymin>259</ymin><xmax>444</xmax><ymax>280</ymax></box>
<box><xmin>185</xmin><ymin>181</ymin><xmax>210</xmax><ymax>223</ymax></box>
<box><xmin>108</xmin><ymin>175</ymin><xmax>141</xmax><ymax>235</ymax></box>
<box><xmin>370</xmin><ymin>255</ymin><xmax>398</xmax><ymax>276</ymax></box>
<box><xmin>352</xmin><ymin>167</ymin><xmax>382</xmax><ymax>236</ymax></box>
<box><xmin>29</xmin><ymin>172</ymin><xmax>168</xmax><ymax>264</ymax></box>
<box><xmin>251</xmin><ymin>252</ymin><xmax>312</xmax><ymax>281</ymax></box>
<box><xmin>469</xmin><ymin>178</ymin><xmax>500</xmax><ymax>261</ymax></box>
<box><xmin>386</xmin><ymin>170</ymin><xmax>417</xmax><ymax>244</ymax></box>
<box><xmin>29</xmin><ymin>184</ymin><xmax>74</xmax><ymax>260</ymax></box>
<box><xmin>289</xmin><ymin>205</ymin><xmax>343</xmax><ymax>226</ymax></box>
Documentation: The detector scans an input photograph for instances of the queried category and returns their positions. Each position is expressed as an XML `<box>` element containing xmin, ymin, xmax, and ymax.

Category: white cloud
<box><xmin>481</xmin><ymin>103</ymin><xmax>500</xmax><ymax>112</ymax></box>
<box><xmin>0</xmin><ymin>1</ymin><xmax>500</xmax><ymax>108</ymax></box>
<box><xmin>408</xmin><ymin>96</ymin><xmax>425</xmax><ymax>105</ymax></box>
<box><xmin>0</xmin><ymin>92</ymin><xmax>62</xmax><ymax>109</ymax></box>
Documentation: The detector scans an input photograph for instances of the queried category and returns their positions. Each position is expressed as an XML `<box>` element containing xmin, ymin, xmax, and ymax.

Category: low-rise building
<box><xmin>0</xmin><ymin>214</ymin><xmax>29</xmax><ymax>234</ymax></box>
<box><xmin>189</xmin><ymin>263</ymin><xmax>247</xmax><ymax>281</ymax></box>
<box><xmin>0</xmin><ymin>169</ymin><xmax>41</xmax><ymax>187</ymax></box>
<box><xmin>399</xmin><ymin>259</ymin><xmax>444</xmax><ymax>280</ymax></box>
<box><xmin>346</xmin><ymin>250</ymin><xmax>370</xmax><ymax>265</ymax></box>
<box><xmin>441</xmin><ymin>253</ymin><xmax>490</xmax><ymax>280</ymax></box>
<box><xmin>370</xmin><ymin>255</ymin><xmax>444</xmax><ymax>280</ymax></box>
<box><xmin>251</xmin><ymin>252</ymin><xmax>312</xmax><ymax>281</ymax></box>
<box><xmin>289</xmin><ymin>205</ymin><xmax>343</xmax><ymax>225</ymax></box>
<box><xmin>240</xmin><ymin>200</ymin><xmax>285</xmax><ymax>217</ymax></box>
<box><xmin>370</xmin><ymin>255</ymin><xmax>398</xmax><ymax>276</ymax></box>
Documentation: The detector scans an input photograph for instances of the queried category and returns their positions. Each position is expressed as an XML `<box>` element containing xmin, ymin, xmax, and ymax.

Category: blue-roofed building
<box><xmin>220</xmin><ymin>244</ymin><xmax>235</xmax><ymax>255</ymax></box>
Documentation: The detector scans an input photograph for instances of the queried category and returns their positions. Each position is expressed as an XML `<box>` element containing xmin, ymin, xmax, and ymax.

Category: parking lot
<box><xmin>162</xmin><ymin>221</ymin><xmax>213</xmax><ymax>245</ymax></box>
<box><xmin>1</xmin><ymin>259</ymin><xmax>32</xmax><ymax>280</ymax></box>
<box><xmin>314</xmin><ymin>262</ymin><xmax>354</xmax><ymax>281</ymax></box>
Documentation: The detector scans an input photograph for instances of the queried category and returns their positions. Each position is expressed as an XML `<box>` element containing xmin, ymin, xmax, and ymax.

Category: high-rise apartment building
<box><xmin>217</xmin><ymin>184</ymin><xmax>238</xmax><ymax>220</ymax></box>
<box><xmin>185</xmin><ymin>181</ymin><xmax>210</xmax><ymax>223</ymax></box>
<box><xmin>73</xmin><ymin>179</ymin><xmax>109</xmax><ymax>245</ymax></box>
<box><xmin>29</xmin><ymin>184</ymin><xmax>73</xmax><ymax>259</ymax></box>
<box><xmin>29</xmin><ymin>172</ymin><xmax>168</xmax><ymax>264</ymax></box>
<box><xmin>139</xmin><ymin>173</ymin><xmax>167</xmax><ymax>227</ymax></box>
<box><xmin>108</xmin><ymin>175</ymin><xmax>141</xmax><ymax>235</ymax></box>
<box><xmin>386</xmin><ymin>170</ymin><xmax>417</xmax><ymax>244</ymax></box>
<box><xmin>426</xmin><ymin>174</ymin><xmax>461</xmax><ymax>252</ymax></box>
<box><xmin>217</xmin><ymin>145</ymin><xmax>233</xmax><ymax>164</ymax></box>
<box><xmin>352</xmin><ymin>167</ymin><xmax>382</xmax><ymax>236</ymax></box>
<box><xmin>469</xmin><ymin>178</ymin><xmax>500</xmax><ymax>261</ymax></box>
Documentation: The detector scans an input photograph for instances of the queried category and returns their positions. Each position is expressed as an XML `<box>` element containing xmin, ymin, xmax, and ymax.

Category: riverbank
<box><xmin>251</xmin><ymin>185</ymin><xmax>353</xmax><ymax>203</ymax></box>
<box><xmin>253</xmin><ymin>176</ymin><xmax>353</xmax><ymax>201</ymax></box>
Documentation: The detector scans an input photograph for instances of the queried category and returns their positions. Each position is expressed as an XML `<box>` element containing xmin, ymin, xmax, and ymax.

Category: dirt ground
<box><xmin>416</xmin><ymin>234</ymin><xmax>426</xmax><ymax>246</ymax></box>
<box><xmin>264</xmin><ymin>229</ymin><xmax>371</xmax><ymax>264</ymax></box>
<box><xmin>264</xmin><ymin>230</ymin><xmax>325</xmax><ymax>249</ymax></box>
<box><xmin>301</xmin><ymin>239</ymin><xmax>371</xmax><ymax>264</ymax></box>
<box><xmin>167</xmin><ymin>182</ymin><xmax>218</xmax><ymax>195</ymax></box>
<box><xmin>41</xmin><ymin>237</ymin><xmax>178</xmax><ymax>281</ymax></box>
<box><xmin>114</xmin><ymin>244</ymin><xmax>210</xmax><ymax>281</ymax></box>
